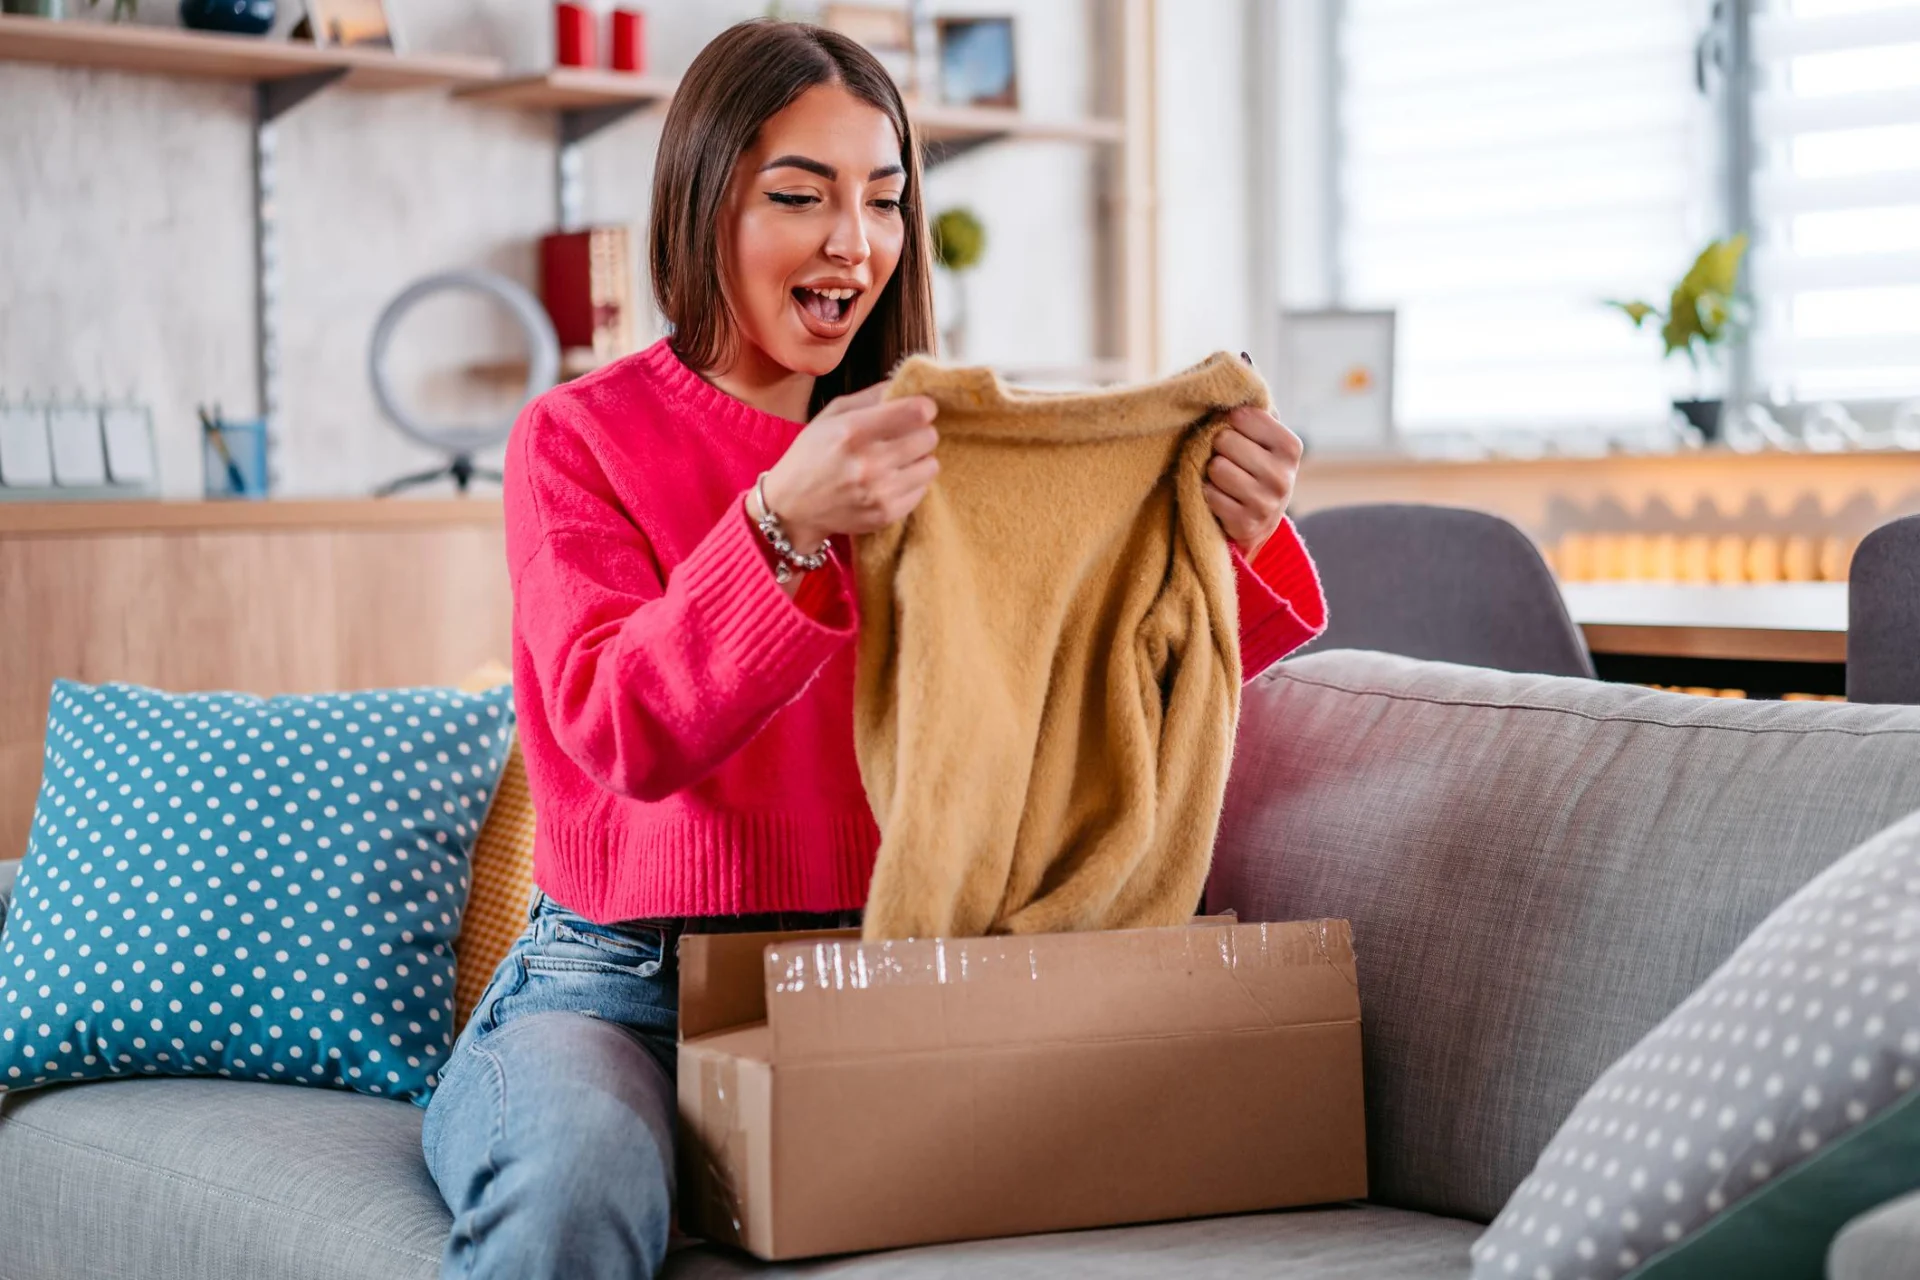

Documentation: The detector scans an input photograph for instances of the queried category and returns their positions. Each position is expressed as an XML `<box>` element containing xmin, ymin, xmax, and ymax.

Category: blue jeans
<box><xmin>422</xmin><ymin>891</ymin><xmax>860</xmax><ymax>1279</ymax></box>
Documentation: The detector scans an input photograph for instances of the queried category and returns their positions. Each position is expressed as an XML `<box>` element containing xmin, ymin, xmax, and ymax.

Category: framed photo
<box><xmin>306</xmin><ymin>0</ymin><xmax>398</xmax><ymax>51</ymax></box>
<box><xmin>1279</xmin><ymin>309</ymin><xmax>1397</xmax><ymax>454</ymax></box>
<box><xmin>823</xmin><ymin>3</ymin><xmax>919</xmax><ymax>97</ymax></box>
<box><xmin>822</xmin><ymin>3</ymin><xmax>912</xmax><ymax>50</ymax></box>
<box><xmin>936</xmin><ymin>16</ymin><xmax>1017</xmax><ymax>109</ymax></box>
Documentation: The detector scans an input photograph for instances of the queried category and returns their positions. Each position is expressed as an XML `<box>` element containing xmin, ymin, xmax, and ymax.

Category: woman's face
<box><xmin>718</xmin><ymin>83</ymin><xmax>908</xmax><ymax>378</ymax></box>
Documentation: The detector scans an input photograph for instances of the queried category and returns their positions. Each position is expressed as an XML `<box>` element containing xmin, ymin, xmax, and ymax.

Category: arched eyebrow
<box><xmin>760</xmin><ymin>155</ymin><xmax>905</xmax><ymax>182</ymax></box>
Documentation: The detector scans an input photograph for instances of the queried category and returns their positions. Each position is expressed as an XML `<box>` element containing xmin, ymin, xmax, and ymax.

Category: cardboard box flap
<box><xmin>679</xmin><ymin>927</ymin><xmax>861</xmax><ymax>1042</ymax></box>
<box><xmin>678</xmin><ymin>915</ymin><xmax>1244</xmax><ymax>1043</ymax></box>
<box><xmin>762</xmin><ymin>919</ymin><xmax>1356</xmax><ymax>1062</ymax></box>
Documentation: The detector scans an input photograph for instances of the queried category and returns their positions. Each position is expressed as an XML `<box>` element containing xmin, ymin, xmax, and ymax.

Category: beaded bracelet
<box><xmin>751</xmin><ymin>472</ymin><xmax>830</xmax><ymax>585</ymax></box>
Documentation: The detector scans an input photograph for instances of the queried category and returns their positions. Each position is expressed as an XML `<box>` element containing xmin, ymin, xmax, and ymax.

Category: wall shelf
<box><xmin>0</xmin><ymin>13</ymin><xmax>500</xmax><ymax>89</ymax></box>
<box><xmin>457</xmin><ymin>67</ymin><xmax>676</xmax><ymax>111</ymax></box>
<box><xmin>465</xmin><ymin>349</ymin><xmax>611</xmax><ymax>384</ymax></box>
<box><xmin>455</xmin><ymin>68</ymin><xmax>1125</xmax><ymax>167</ymax></box>
<box><xmin>0</xmin><ymin>18</ymin><xmax>1125</xmax><ymax>150</ymax></box>
<box><xmin>457</xmin><ymin>68</ymin><xmax>677</xmax><ymax>151</ymax></box>
<box><xmin>0</xmin><ymin>497</ymin><xmax>502</xmax><ymax>537</ymax></box>
<box><xmin>913</xmin><ymin>102</ymin><xmax>1125</xmax><ymax>164</ymax></box>
<box><xmin>6</xmin><ymin>5</ymin><xmax>1155</xmax><ymax>458</ymax></box>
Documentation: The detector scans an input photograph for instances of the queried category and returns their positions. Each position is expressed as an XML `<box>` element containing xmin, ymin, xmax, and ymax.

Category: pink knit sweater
<box><xmin>504</xmin><ymin>339</ymin><xmax>1328</xmax><ymax>923</ymax></box>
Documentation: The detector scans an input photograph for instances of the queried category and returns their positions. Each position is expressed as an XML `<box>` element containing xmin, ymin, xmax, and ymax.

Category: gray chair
<box><xmin>1847</xmin><ymin>514</ymin><xmax>1920</xmax><ymax>704</ymax></box>
<box><xmin>1291</xmin><ymin>503</ymin><xmax>1595</xmax><ymax>678</ymax></box>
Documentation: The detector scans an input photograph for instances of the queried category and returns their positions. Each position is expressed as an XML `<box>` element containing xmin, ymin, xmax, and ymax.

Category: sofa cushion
<box><xmin>0</xmin><ymin>1075</ymin><xmax>1480</xmax><ymax>1280</ymax></box>
<box><xmin>665</xmin><ymin>1202</ymin><xmax>1480</xmax><ymax>1278</ymax></box>
<box><xmin>0</xmin><ymin>680</ymin><xmax>514</xmax><ymax>1102</ymax></box>
<box><xmin>1206</xmin><ymin>651</ymin><xmax>1920</xmax><ymax>1223</ymax></box>
<box><xmin>1831</xmin><ymin>1187</ymin><xmax>1920</xmax><ymax>1280</ymax></box>
<box><xmin>453</xmin><ymin>664</ymin><xmax>536</xmax><ymax>1029</ymax></box>
<box><xmin>1473</xmin><ymin>808</ymin><xmax>1920</xmax><ymax>1279</ymax></box>
<box><xmin>0</xmin><ymin>1076</ymin><xmax>443</xmax><ymax>1280</ymax></box>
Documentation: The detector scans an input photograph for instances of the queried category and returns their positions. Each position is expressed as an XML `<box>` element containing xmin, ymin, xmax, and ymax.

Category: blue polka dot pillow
<box><xmin>0</xmin><ymin>679</ymin><xmax>514</xmax><ymax>1104</ymax></box>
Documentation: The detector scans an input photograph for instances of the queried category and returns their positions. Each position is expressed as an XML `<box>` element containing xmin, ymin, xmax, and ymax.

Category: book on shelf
<box><xmin>539</xmin><ymin>225</ymin><xmax>639</xmax><ymax>370</ymax></box>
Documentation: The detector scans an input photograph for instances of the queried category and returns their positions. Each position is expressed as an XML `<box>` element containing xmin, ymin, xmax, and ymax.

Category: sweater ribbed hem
<box><xmin>535</xmin><ymin>807</ymin><xmax>880</xmax><ymax>922</ymax></box>
<box><xmin>671</xmin><ymin>498</ymin><xmax>857</xmax><ymax>693</ymax></box>
<box><xmin>1235</xmin><ymin>518</ymin><xmax>1328</xmax><ymax>679</ymax></box>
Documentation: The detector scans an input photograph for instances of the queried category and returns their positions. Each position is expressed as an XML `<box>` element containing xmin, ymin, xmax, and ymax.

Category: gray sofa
<box><xmin>6</xmin><ymin>649</ymin><xmax>1920</xmax><ymax>1279</ymax></box>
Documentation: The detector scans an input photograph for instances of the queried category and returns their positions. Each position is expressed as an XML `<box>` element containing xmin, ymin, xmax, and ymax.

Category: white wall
<box><xmin>1152</xmin><ymin>0</ymin><xmax>1261</xmax><ymax>375</ymax></box>
<box><xmin>3</xmin><ymin>0</ymin><xmax>1254</xmax><ymax>498</ymax></box>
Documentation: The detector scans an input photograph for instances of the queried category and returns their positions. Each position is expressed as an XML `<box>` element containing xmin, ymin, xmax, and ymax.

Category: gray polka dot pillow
<box><xmin>1473</xmin><ymin>807</ymin><xmax>1920</xmax><ymax>1279</ymax></box>
<box><xmin>0</xmin><ymin>679</ymin><xmax>514</xmax><ymax>1104</ymax></box>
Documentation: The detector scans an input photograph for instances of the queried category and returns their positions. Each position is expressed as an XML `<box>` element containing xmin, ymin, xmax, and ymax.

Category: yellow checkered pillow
<box><xmin>454</xmin><ymin>664</ymin><xmax>537</xmax><ymax>1027</ymax></box>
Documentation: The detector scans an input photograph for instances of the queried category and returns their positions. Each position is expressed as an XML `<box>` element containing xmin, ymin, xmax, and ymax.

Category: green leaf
<box><xmin>1662</xmin><ymin>284</ymin><xmax>1702</xmax><ymax>357</ymax></box>
<box><xmin>1617</xmin><ymin>235</ymin><xmax>1749</xmax><ymax>360</ymax></box>
<box><xmin>1695</xmin><ymin>233</ymin><xmax>1749</xmax><ymax>297</ymax></box>
<box><xmin>1695</xmin><ymin>290</ymin><xmax>1732</xmax><ymax>341</ymax></box>
<box><xmin>1607</xmin><ymin>299</ymin><xmax>1658</xmax><ymax>328</ymax></box>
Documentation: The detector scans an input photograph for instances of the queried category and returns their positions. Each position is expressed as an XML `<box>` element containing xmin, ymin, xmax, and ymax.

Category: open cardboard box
<box><xmin>676</xmin><ymin>917</ymin><xmax>1366</xmax><ymax>1260</ymax></box>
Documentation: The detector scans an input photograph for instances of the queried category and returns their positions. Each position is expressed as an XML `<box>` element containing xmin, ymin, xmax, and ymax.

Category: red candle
<box><xmin>555</xmin><ymin>2</ymin><xmax>594</xmax><ymax>69</ymax></box>
<box><xmin>612</xmin><ymin>8</ymin><xmax>645</xmax><ymax>74</ymax></box>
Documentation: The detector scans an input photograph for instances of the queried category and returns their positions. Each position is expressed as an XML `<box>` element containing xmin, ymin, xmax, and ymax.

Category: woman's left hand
<box><xmin>1203</xmin><ymin>405</ymin><xmax>1304</xmax><ymax>559</ymax></box>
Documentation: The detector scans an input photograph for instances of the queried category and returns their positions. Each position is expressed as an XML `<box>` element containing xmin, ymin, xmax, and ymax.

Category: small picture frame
<box><xmin>305</xmin><ymin>0</ymin><xmax>399</xmax><ymax>51</ymax></box>
<box><xmin>822</xmin><ymin>3</ymin><xmax>919</xmax><ymax>98</ymax></box>
<box><xmin>936</xmin><ymin>16</ymin><xmax>1017</xmax><ymax>109</ymax></box>
<box><xmin>823</xmin><ymin>3</ymin><xmax>912</xmax><ymax>51</ymax></box>
<box><xmin>1279</xmin><ymin>309</ymin><xmax>1397</xmax><ymax>454</ymax></box>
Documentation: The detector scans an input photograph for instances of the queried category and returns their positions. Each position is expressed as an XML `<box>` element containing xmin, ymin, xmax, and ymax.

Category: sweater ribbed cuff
<box><xmin>537</xmin><ymin>806</ymin><xmax>880</xmax><ymax>921</ymax></box>
<box><xmin>670</xmin><ymin>497</ymin><xmax>856</xmax><ymax>694</ymax></box>
<box><xmin>1233</xmin><ymin>518</ymin><xmax>1328</xmax><ymax>679</ymax></box>
<box><xmin>791</xmin><ymin>541</ymin><xmax>855</xmax><ymax>628</ymax></box>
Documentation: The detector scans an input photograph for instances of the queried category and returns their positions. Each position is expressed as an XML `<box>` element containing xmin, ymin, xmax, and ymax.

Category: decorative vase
<box><xmin>611</xmin><ymin>7</ymin><xmax>645</xmax><ymax>73</ymax></box>
<box><xmin>179</xmin><ymin>0</ymin><xmax>274</xmax><ymax>35</ymax></box>
<box><xmin>554</xmin><ymin>1</ymin><xmax>594</xmax><ymax>68</ymax></box>
<box><xmin>1673</xmin><ymin>397</ymin><xmax>1722</xmax><ymax>442</ymax></box>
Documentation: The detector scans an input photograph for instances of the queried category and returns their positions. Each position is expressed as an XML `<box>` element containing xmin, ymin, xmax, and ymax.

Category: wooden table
<box><xmin>1559</xmin><ymin>582</ymin><xmax>1848</xmax><ymax>695</ymax></box>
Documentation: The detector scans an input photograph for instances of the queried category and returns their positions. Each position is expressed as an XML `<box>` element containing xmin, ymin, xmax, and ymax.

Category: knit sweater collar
<box><xmin>886</xmin><ymin>351</ymin><xmax>1267</xmax><ymax>445</ymax></box>
<box><xmin>639</xmin><ymin>338</ymin><xmax>806</xmax><ymax>450</ymax></box>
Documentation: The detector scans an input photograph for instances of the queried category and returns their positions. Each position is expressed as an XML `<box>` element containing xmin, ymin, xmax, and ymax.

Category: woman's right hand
<box><xmin>759</xmin><ymin>386</ymin><xmax>940</xmax><ymax>552</ymax></box>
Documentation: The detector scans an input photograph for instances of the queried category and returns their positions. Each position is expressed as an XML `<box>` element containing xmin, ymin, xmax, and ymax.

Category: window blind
<box><xmin>1751</xmin><ymin>0</ymin><xmax>1920</xmax><ymax>404</ymax></box>
<box><xmin>1336</xmin><ymin>0</ymin><xmax>1716</xmax><ymax>433</ymax></box>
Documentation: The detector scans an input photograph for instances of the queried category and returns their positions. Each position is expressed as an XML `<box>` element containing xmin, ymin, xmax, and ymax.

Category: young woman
<box><xmin>422</xmin><ymin>19</ymin><xmax>1325</xmax><ymax>1280</ymax></box>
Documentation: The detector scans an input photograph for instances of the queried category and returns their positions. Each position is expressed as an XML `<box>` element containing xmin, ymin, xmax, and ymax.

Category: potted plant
<box><xmin>931</xmin><ymin>206</ymin><xmax>986</xmax><ymax>360</ymax></box>
<box><xmin>1607</xmin><ymin>234</ymin><xmax>1749</xmax><ymax>441</ymax></box>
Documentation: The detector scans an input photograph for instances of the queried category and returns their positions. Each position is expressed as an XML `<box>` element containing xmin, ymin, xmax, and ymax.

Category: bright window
<box><xmin>1751</xmin><ymin>0</ymin><xmax>1920</xmax><ymax>403</ymax></box>
<box><xmin>1332</xmin><ymin>0</ymin><xmax>1719</xmax><ymax>433</ymax></box>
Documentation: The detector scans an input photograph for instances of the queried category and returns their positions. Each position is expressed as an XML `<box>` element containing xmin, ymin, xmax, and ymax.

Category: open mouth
<box><xmin>792</xmin><ymin>285</ymin><xmax>860</xmax><ymax>332</ymax></box>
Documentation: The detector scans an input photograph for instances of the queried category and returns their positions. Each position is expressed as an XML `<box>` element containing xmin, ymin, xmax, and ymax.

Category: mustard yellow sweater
<box><xmin>852</xmin><ymin>352</ymin><xmax>1294</xmax><ymax>940</ymax></box>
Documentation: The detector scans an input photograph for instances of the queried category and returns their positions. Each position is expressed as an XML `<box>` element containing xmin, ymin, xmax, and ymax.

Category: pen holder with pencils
<box><xmin>200</xmin><ymin>412</ymin><xmax>269</xmax><ymax>500</ymax></box>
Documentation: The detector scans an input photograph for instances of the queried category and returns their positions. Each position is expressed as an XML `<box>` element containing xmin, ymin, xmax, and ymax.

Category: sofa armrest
<box><xmin>1831</xmin><ymin>1189</ymin><xmax>1920</xmax><ymax>1280</ymax></box>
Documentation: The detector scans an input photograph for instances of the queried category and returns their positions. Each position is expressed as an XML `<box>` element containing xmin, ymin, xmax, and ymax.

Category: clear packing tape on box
<box><xmin>676</xmin><ymin>918</ymin><xmax>1368</xmax><ymax>1261</ymax></box>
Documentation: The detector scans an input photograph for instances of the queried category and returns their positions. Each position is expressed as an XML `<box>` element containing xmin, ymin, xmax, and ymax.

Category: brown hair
<box><xmin>649</xmin><ymin>20</ymin><xmax>936</xmax><ymax>413</ymax></box>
